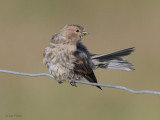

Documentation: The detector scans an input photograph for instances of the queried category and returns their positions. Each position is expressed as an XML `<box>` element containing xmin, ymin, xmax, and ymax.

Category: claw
<box><xmin>69</xmin><ymin>79</ymin><xmax>77</xmax><ymax>87</ymax></box>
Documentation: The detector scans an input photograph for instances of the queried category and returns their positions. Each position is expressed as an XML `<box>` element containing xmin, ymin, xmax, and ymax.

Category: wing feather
<box><xmin>73</xmin><ymin>50</ymin><xmax>102</xmax><ymax>90</ymax></box>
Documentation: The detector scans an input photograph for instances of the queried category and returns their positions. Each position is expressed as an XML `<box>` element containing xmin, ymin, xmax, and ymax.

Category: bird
<box><xmin>43</xmin><ymin>24</ymin><xmax>135</xmax><ymax>90</ymax></box>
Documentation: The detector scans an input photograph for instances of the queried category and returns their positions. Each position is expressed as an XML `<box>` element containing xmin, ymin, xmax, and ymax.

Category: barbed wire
<box><xmin>0</xmin><ymin>69</ymin><xmax>160</xmax><ymax>96</ymax></box>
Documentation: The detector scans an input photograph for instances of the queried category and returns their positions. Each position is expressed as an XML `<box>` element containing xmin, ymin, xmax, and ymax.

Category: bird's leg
<box><xmin>69</xmin><ymin>79</ymin><xmax>77</xmax><ymax>87</ymax></box>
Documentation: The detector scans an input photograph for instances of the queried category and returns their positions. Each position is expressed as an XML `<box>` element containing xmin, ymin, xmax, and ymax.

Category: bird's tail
<box><xmin>91</xmin><ymin>47</ymin><xmax>135</xmax><ymax>71</ymax></box>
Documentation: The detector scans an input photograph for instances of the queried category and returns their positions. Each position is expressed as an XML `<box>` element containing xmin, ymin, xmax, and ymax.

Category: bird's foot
<box><xmin>69</xmin><ymin>79</ymin><xmax>77</xmax><ymax>87</ymax></box>
<box><xmin>58</xmin><ymin>80</ymin><xmax>63</xmax><ymax>84</ymax></box>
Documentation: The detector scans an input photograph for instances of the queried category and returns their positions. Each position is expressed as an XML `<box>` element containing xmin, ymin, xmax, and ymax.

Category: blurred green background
<box><xmin>0</xmin><ymin>0</ymin><xmax>160</xmax><ymax>120</ymax></box>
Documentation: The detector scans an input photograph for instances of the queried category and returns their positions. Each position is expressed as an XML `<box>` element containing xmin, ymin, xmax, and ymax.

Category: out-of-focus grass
<box><xmin>0</xmin><ymin>0</ymin><xmax>160</xmax><ymax>120</ymax></box>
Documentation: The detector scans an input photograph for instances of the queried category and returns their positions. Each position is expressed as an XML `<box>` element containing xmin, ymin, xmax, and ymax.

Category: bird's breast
<box><xmin>43</xmin><ymin>44</ymin><xmax>77</xmax><ymax>81</ymax></box>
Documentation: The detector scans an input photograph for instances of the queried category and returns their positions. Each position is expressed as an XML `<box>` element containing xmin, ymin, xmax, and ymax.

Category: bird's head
<box><xmin>59</xmin><ymin>24</ymin><xmax>88</xmax><ymax>43</ymax></box>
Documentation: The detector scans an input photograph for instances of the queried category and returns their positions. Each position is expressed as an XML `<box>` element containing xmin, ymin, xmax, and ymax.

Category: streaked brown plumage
<box><xmin>43</xmin><ymin>24</ymin><xmax>135</xmax><ymax>89</ymax></box>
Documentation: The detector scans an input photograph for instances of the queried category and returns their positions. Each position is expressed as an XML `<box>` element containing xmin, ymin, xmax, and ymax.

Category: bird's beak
<box><xmin>82</xmin><ymin>31</ymin><xmax>88</xmax><ymax>36</ymax></box>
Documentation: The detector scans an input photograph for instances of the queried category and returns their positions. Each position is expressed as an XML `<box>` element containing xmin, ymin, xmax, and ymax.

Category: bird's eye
<box><xmin>76</xmin><ymin>30</ymin><xmax>79</xmax><ymax>32</ymax></box>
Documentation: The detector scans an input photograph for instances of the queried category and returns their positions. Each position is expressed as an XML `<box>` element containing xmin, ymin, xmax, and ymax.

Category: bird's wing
<box><xmin>73</xmin><ymin>50</ymin><xmax>102</xmax><ymax>89</ymax></box>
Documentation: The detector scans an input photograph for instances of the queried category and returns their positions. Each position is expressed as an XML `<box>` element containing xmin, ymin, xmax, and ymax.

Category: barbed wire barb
<box><xmin>0</xmin><ymin>69</ymin><xmax>160</xmax><ymax>96</ymax></box>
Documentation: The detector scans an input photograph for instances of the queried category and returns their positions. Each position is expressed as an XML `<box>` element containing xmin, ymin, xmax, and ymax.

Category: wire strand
<box><xmin>0</xmin><ymin>69</ymin><xmax>160</xmax><ymax>95</ymax></box>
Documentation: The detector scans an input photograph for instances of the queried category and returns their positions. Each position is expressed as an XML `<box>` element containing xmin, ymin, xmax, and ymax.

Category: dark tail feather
<box><xmin>83</xmin><ymin>73</ymin><xmax>102</xmax><ymax>90</ymax></box>
<box><xmin>91</xmin><ymin>47</ymin><xmax>135</xmax><ymax>71</ymax></box>
<box><xmin>96</xmin><ymin>86</ymin><xmax>102</xmax><ymax>90</ymax></box>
